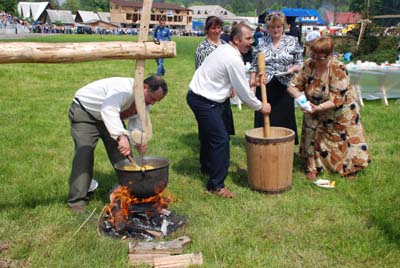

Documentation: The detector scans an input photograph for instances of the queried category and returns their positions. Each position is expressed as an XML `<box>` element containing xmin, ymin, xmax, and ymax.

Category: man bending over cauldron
<box><xmin>67</xmin><ymin>76</ymin><xmax>168</xmax><ymax>213</ymax></box>
<box><xmin>187</xmin><ymin>23</ymin><xmax>271</xmax><ymax>198</ymax></box>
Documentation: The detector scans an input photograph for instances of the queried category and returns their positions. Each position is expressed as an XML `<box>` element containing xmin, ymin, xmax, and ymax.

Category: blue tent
<box><xmin>259</xmin><ymin>8</ymin><xmax>326</xmax><ymax>25</ymax></box>
<box><xmin>192</xmin><ymin>20</ymin><xmax>204</xmax><ymax>31</ymax></box>
<box><xmin>282</xmin><ymin>8</ymin><xmax>309</xmax><ymax>18</ymax></box>
<box><xmin>298</xmin><ymin>9</ymin><xmax>326</xmax><ymax>25</ymax></box>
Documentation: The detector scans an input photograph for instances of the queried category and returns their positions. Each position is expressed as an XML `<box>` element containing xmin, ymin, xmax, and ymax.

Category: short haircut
<box><xmin>223</xmin><ymin>25</ymin><xmax>231</xmax><ymax>34</ymax></box>
<box><xmin>265</xmin><ymin>12</ymin><xmax>287</xmax><ymax>29</ymax></box>
<box><xmin>310</xmin><ymin>36</ymin><xmax>334</xmax><ymax>56</ymax></box>
<box><xmin>230</xmin><ymin>23</ymin><xmax>252</xmax><ymax>42</ymax></box>
<box><xmin>144</xmin><ymin>75</ymin><xmax>168</xmax><ymax>95</ymax></box>
<box><xmin>159</xmin><ymin>17</ymin><xmax>166</xmax><ymax>22</ymax></box>
<box><xmin>204</xmin><ymin>16</ymin><xmax>223</xmax><ymax>33</ymax></box>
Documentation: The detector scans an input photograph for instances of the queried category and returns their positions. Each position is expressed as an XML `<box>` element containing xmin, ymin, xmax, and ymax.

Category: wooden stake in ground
<box><xmin>355</xmin><ymin>19</ymin><xmax>371</xmax><ymax>53</ymax></box>
<box><xmin>257</xmin><ymin>52</ymin><xmax>271</xmax><ymax>137</ymax></box>
<box><xmin>131</xmin><ymin>0</ymin><xmax>154</xmax><ymax>145</ymax></box>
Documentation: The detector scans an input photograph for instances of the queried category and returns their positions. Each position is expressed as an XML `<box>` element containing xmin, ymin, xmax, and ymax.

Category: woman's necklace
<box><xmin>207</xmin><ymin>37</ymin><xmax>221</xmax><ymax>46</ymax></box>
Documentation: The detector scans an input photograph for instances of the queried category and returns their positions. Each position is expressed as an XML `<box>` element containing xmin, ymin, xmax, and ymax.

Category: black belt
<box><xmin>189</xmin><ymin>90</ymin><xmax>225</xmax><ymax>107</ymax></box>
<box><xmin>73</xmin><ymin>97</ymin><xmax>102</xmax><ymax>122</ymax></box>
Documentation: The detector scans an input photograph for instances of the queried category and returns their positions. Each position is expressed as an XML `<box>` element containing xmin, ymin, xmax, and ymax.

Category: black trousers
<box><xmin>187</xmin><ymin>90</ymin><xmax>230</xmax><ymax>191</ymax></box>
<box><xmin>254</xmin><ymin>76</ymin><xmax>299</xmax><ymax>144</ymax></box>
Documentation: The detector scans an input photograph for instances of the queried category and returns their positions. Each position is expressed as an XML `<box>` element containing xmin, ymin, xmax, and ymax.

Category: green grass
<box><xmin>0</xmin><ymin>34</ymin><xmax>399</xmax><ymax>268</ymax></box>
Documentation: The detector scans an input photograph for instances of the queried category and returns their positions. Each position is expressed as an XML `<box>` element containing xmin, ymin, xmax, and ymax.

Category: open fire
<box><xmin>99</xmin><ymin>186</ymin><xmax>186</xmax><ymax>240</ymax></box>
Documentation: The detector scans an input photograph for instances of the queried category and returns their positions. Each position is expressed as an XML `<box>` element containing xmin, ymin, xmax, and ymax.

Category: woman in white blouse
<box><xmin>250</xmin><ymin>12</ymin><xmax>303</xmax><ymax>144</ymax></box>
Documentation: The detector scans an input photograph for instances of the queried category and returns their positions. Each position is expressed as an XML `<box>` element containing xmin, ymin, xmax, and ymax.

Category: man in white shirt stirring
<box><xmin>187</xmin><ymin>23</ymin><xmax>271</xmax><ymax>198</ymax></box>
<box><xmin>68</xmin><ymin>75</ymin><xmax>167</xmax><ymax>213</ymax></box>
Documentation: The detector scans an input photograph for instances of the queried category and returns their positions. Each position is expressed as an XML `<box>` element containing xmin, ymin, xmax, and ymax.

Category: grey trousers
<box><xmin>67</xmin><ymin>102</ymin><xmax>124</xmax><ymax>206</ymax></box>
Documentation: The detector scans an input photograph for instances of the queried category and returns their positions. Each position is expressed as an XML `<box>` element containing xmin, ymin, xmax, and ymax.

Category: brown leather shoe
<box><xmin>69</xmin><ymin>204</ymin><xmax>86</xmax><ymax>214</ymax></box>
<box><xmin>208</xmin><ymin>187</ymin><xmax>236</xmax><ymax>198</ymax></box>
<box><xmin>345</xmin><ymin>172</ymin><xmax>357</xmax><ymax>180</ymax></box>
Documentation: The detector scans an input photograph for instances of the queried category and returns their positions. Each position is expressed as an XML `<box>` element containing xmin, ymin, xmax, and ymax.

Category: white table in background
<box><xmin>347</xmin><ymin>64</ymin><xmax>400</xmax><ymax>106</ymax></box>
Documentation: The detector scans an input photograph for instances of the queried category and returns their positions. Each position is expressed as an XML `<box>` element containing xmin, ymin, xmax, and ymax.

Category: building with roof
<box><xmin>110</xmin><ymin>0</ymin><xmax>193</xmax><ymax>30</ymax></box>
<box><xmin>97</xmin><ymin>12</ymin><xmax>111</xmax><ymax>24</ymax></box>
<box><xmin>74</xmin><ymin>10</ymin><xmax>118</xmax><ymax>31</ymax></box>
<box><xmin>45</xmin><ymin>9</ymin><xmax>74</xmax><ymax>25</ymax></box>
<box><xmin>189</xmin><ymin>5</ymin><xmax>237</xmax><ymax>22</ymax></box>
<box><xmin>75</xmin><ymin>10</ymin><xmax>99</xmax><ymax>24</ymax></box>
<box><xmin>17</xmin><ymin>1</ymin><xmax>52</xmax><ymax>23</ymax></box>
<box><xmin>323</xmin><ymin>11</ymin><xmax>361</xmax><ymax>25</ymax></box>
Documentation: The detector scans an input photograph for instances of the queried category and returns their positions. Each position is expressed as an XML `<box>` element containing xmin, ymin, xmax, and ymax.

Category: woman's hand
<box><xmin>287</xmin><ymin>65</ymin><xmax>301</xmax><ymax>73</ymax></box>
<box><xmin>249</xmin><ymin>73</ymin><xmax>258</xmax><ymax>87</ymax></box>
<box><xmin>303</xmin><ymin>102</ymin><xmax>322</xmax><ymax>114</ymax></box>
<box><xmin>259</xmin><ymin>73</ymin><xmax>268</xmax><ymax>85</ymax></box>
<box><xmin>250</xmin><ymin>72</ymin><xmax>268</xmax><ymax>87</ymax></box>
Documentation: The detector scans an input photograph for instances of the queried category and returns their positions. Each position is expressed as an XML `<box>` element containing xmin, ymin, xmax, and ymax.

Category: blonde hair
<box><xmin>265</xmin><ymin>12</ymin><xmax>287</xmax><ymax>29</ymax></box>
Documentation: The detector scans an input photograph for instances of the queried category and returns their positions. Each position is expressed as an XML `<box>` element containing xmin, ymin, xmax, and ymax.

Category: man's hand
<box><xmin>134</xmin><ymin>143</ymin><xmax>148</xmax><ymax>154</ymax></box>
<box><xmin>117</xmin><ymin>135</ymin><xmax>131</xmax><ymax>156</ymax></box>
<box><xmin>258</xmin><ymin>102</ymin><xmax>271</xmax><ymax>115</ymax></box>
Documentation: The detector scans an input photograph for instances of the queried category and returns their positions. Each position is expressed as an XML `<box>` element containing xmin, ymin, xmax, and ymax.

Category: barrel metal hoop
<box><xmin>250</xmin><ymin>185</ymin><xmax>292</xmax><ymax>194</ymax></box>
<box><xmin>245</xmin><ymin>134</ymin><xmax>294</xmax><ymax>144</ymax></box>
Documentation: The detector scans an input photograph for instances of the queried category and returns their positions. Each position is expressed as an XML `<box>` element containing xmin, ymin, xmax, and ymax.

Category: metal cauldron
<box><xmin>114</xmin><ymin>156</ymin><xmax>170</xmax><ymax>198</ymax></box>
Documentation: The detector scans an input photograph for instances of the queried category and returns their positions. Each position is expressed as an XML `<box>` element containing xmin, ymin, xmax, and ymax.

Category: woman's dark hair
<box><xmin>204</xmin><ymin>16</ymin><xmax>223</xmax><ymax>33</ymax></box>
<box><xmin>144</xmin><ymin>75</ymin><xmax>168</xmax><ymax>95</ymax></box>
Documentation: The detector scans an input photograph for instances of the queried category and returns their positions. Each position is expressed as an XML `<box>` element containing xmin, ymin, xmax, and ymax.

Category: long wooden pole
<box><xmin>257</xmin><ymin>52</ymin><xmax>271</xmax><ymax>138</ymax></box>
<box><xmin>133</xmin><ymin>0</ymin><xmax>153</xmax><ymax>145</ymax></box>
<box><xmin>0</xmin><ymin>41</ymin><xmax>176</xmax><ymax>64</ymax></box>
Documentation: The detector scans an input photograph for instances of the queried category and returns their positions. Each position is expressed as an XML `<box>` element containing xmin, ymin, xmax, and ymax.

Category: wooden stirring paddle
<box><xmin>257</xmin><ymin>52</ymin><xmax>271</xmax><ymax>138</ymax></box>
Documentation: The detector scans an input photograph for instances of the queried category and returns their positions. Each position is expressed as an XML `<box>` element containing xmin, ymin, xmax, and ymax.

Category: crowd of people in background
<box><xmin>0</xmin><ymin>10</ymin><xmax>28</xmax><ymax>33</ymax></box>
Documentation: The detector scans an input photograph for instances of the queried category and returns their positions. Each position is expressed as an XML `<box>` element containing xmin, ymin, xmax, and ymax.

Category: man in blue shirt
<box><xmin>153</xmin><ymin>17</ymin><xmax>171</xmax><ymax>76</ymax></box>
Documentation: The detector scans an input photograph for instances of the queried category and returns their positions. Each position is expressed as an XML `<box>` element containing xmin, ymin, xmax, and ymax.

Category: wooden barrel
<box><xmin>245</xmin><ymin>127</ymin><xmax>295</xmax><ymax>194</ymax></box>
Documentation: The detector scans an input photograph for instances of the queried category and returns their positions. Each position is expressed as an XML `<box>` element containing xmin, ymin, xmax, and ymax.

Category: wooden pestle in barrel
<box><xmin>257</xmin><ymin>52</ymin><xmax>271</xmax><ymax>137</ymax></box>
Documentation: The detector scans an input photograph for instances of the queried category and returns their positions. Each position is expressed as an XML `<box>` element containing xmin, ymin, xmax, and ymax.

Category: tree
<box><xmin>349</xmin><ymin>0</ymin><xmax>383</xmax><ymax>17</ymax></box>
<box><xmin>0</xmin><ymin>0</ymin><xmax>17</xmax><ymax>15</ymax></box>
<box><xmin>61</xmin><ymin>0</ymin><xmax>81</xmax><ymax>14</ymax></box>
<box><xmin>81</xmin><ymin>0</ymin><xmax>109</xmax><ymax>12</ymax></box>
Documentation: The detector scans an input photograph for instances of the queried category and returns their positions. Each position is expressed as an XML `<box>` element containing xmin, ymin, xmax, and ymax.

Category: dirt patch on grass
<box><xmin>0</xmin><ymin>241</ymin><xmax>29</xmax><ymax>268</ymax></box>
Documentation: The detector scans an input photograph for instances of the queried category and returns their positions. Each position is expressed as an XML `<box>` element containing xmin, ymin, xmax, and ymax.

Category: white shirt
<box><xmin>189</xmin><ymin>44</ymin><xmax>262</xmax><ymax>111</ymax></box>
<box><xmin>74</xmin><ymin>77</ymin><xmax>150</xmax><ymax>140</ymax></box>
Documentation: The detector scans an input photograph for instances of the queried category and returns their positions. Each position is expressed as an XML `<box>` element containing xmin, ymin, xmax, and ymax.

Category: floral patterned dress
<box><xmin>290</xmin><ymin>58</ymin><xmax>371</xmax><ymax>176</ymax></box>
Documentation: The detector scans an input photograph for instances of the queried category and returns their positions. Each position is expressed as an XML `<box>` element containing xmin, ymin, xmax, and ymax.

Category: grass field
<box><xmin>0</xmin><ymin>34</ymin><xmax>399</xmax><ymax>268</ymax></box>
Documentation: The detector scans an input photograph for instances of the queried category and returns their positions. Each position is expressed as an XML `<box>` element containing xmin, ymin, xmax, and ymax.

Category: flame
<box><xmin>104</xmin><ymin>186</ymin><xmax>172</xmax><ymax>228</ymax></box>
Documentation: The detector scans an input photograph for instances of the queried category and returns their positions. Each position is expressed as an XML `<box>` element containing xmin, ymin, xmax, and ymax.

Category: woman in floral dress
<box><xmin>288</xmin><ymin>36</ymin><xmax>370</xmax><ymax>180</ymax></box>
